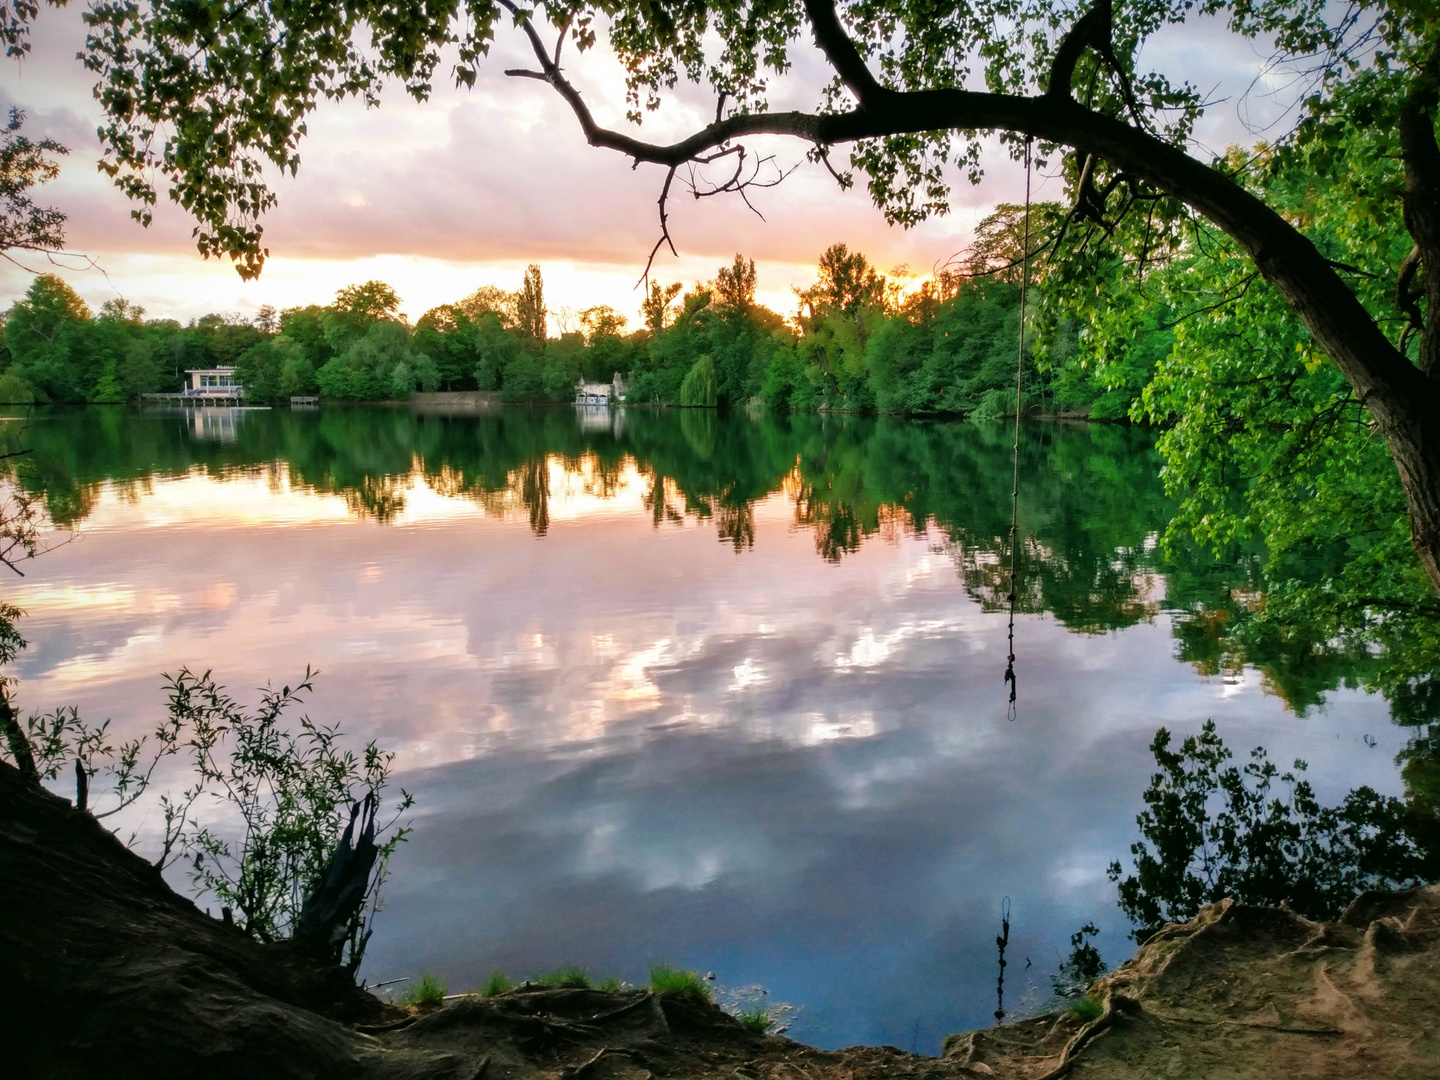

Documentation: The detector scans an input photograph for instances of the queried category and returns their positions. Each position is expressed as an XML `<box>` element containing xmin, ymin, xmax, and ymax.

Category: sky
<box><xmin>2</xmin><ymin>6</ymin><xmax>1293</xmax><ymax>330</ymax></box>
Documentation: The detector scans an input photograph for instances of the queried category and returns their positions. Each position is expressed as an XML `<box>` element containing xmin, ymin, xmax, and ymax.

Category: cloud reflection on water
<box><xmin>5</xmin><ymin>412</ymin><xmax>1406</xmax><ymax>1052</ymax></box>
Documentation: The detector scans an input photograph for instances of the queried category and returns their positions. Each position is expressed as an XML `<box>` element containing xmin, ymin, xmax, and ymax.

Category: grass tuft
<box><xmin>596</xmin><ymin>975</ymin><xmax>623</xmax><ymax>992</ymax></box>
<box><xmin>1068</xmin><ymin>994</ymin><xmax>1104</xmax><ymax>1023</ymax></box>
<box><xmin>736</xmin><ymin>1007</ymin><xmax>773</xmax><ymax>1034</ymax></box>
<box><xmin>401</xmin><ymin>972</ymin><xmax>447</xmax><ymax>1008</ymax></box>
<box><xmin>480</xmin><ymin>971</ymin><xmax>516</xmax><ymax>997</ymax></box>
<box><xmin>534</xmin><ymin>966</ymin><xmax>592</xmax><ymax>990</ymax></box>
<box><xmin>648</xmin><ymin>964</ymin><xmax>711</xmax><ymax>1002</ymax></box>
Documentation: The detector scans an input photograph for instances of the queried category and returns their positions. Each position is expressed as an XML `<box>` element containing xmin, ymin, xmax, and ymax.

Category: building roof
<box><xmin>184</xmin><ymin>367</ymin><xmax>238</xmax><ymax>374</ymax></box>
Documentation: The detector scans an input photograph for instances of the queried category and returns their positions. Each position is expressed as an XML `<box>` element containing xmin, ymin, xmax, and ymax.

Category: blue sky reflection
<box><xmin>8</xmin><ymin>430</ymin><xmax>1404</xmax><ymax>1052</ymax></box>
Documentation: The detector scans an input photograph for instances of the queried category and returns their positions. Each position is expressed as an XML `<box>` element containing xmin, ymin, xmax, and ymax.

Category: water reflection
<box><xmin>12</xmin><ymin>405</ymin><xmax>1431</xmax><ymax>713</ymax></box>
<box><xmin>2</xmin><ymin>405</ymin><xmax>1434</xmax><ymax>1050</ymax></box>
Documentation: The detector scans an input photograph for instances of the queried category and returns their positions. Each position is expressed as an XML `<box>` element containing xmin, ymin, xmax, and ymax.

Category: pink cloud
<box><xmin>1</xmin><ymin>5</ymin><xmax>1278</xmax><ymax>321</ymax></box>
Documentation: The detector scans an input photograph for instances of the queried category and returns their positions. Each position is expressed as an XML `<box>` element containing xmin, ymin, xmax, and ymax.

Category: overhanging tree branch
<box><xmin>496</xmin><ymin>0</ymin><xmax>1440</xmax><ymax>592</ymax></box>
<box><xmin>801</xmin><ymin>0</ymin><xmax>887</xmax><ymax>109</ymax></box>
<box><xmin>507</xmin><ymin>0</ymin><xmax>1426</xmax><ymax>414</ymax></box>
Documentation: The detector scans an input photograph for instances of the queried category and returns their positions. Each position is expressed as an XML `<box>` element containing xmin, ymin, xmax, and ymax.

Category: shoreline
<box><xmin>6</xmin><ymin>757</ymin><xmax>1436</xmax><ymax>1079</ymax></box>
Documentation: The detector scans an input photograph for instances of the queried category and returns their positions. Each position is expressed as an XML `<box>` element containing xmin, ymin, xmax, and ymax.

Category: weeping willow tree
<box><xmin>679</xmin><ymin>354</ymin><xmax>718</xmax><ymax>408</ymax></box>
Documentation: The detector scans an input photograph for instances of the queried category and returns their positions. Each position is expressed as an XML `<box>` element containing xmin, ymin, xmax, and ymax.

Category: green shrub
<box><xmin>480</xmin><ymin>972</ymin><xmax>515</xmax><ymax>997</ymax></box>
<box><xmin>1068</xmin><ymin>995</ymin><xmax>1104</xmax><ymax>1023</ymax></box>
<box><xmin>736</xmin><ymin>1007</ymin><xmax>772</xmax><ymax>1033</ymax></box>
<box><xmin>648</xmin><ymin>964</ymin><xmax>710</xmax><ymax>1002</ymax></box>
<box><xmin>596</xmin><ymin>975</ymin><xmax>623</xmax><ymax>992</ymax></box>
<box><xmin>534</xmin><ymin>966</ymin><xmax>592</xmax><ymax>989</ymax></box>
<box><xmin>0</xmin><ymin>666</ymin><xmax>411</xmax><ymax>974</ymax></box>
<box><xmin>402</xmin><ymin>973</ymin><xmax>447</xmax><ymax>1008</ymax></box>
<box><xmin>678</xmin><ymin>354</ymin><xmax>718</xmax><ymax>407</ymax></box>
<box><xmin>0</xmin><ymin>367</ymin><xmax>37</xmax><ymax>404</ymax></box>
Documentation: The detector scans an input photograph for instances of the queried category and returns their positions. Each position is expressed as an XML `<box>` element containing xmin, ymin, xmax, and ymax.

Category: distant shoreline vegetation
<box><xmin>0</xmin><ymin>218</ymin><xmax>1160</xmax><ymax>420</ymax></box>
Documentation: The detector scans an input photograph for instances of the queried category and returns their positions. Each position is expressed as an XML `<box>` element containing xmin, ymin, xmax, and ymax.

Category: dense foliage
<box><xmin>0</xmin><ymin>107</ymin><xmax>67</xmax><ymax>259</ymax></box>
<box><xmin>0</xmin><ymin>240</ymin><xmax>1117</xmax><ymax>415</ymax></box>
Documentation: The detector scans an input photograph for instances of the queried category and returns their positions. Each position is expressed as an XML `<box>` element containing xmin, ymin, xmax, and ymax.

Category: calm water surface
<box><xmin>7</xmin><ymin>405</ymin><xmax>1404</xmax><ymax>1051</ymax></box>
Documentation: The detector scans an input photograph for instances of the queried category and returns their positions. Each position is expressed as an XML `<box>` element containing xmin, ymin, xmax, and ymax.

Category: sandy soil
<box><xmin>4</xmin><ymin>759</ymin><xmax>1436</xmax><ymax>1079</ymax></box>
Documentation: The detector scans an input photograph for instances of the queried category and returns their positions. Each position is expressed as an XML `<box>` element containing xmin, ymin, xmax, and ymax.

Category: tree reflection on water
<box><xmin>8</xmin><ymin>404</ymin><xmax>1439</xmax><ymax>905</ymax></box>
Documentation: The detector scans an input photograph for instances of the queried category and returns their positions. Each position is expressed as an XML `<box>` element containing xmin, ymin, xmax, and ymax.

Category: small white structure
<box><xmin>184</xmin><ymin>367</ymin><xmax>242</xmax><ymax>399</ymax></box>
<box><xmin>575</xmin><ymin>374</ymin><xmax>631</xmax><ymax>405</ymax></box>
<box><xmin>575</xmin><ymin>380</ymin><xmax>610</xmax><ymax>405</ymax></box>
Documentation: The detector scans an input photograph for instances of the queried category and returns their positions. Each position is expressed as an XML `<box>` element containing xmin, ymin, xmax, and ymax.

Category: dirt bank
<box><xmin>3</xmin><ymin>759</ymin><xmax>1436</xmax><ymax>1079</ymax></box>
<box><xmin>946</xmin><ymin>885</ymin><xmax>1440</xmax><ymax>1078</ymax></box>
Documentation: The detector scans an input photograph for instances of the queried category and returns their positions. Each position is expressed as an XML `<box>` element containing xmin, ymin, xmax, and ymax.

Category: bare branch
<box><xmin>638</xmin><ymin>165</ymin><xmax>680</xmax><ymax>289</ymax></box>
<box><xmin>1325</xmin><ymin>257</ymin><xmax>1383</xmax><ymax>280</ymax></box>
<box><xmin>1153</xmin><ymin>272</ymin><xmax>1261</xmax><ymax>331</ymax></box>
<box><xmin>813</xmin><ymin>143</ymin><xmax>851</xmax><ymax>189</ymax></box>
<box><xmin>947</xmin><ymin>230</ymin><xmax>1063</xmax><ymax>282</ymax></box>
<box><xmin>680</xmin><ymin>147</ymin><xmax>797</xmax><ymax>223</ymax></box>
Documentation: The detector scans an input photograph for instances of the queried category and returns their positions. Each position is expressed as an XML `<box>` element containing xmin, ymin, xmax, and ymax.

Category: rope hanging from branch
<box><xmin>1003</xmin><ymin>137</ymin><xmax>1033</xmax><ymax>723</ymax></box>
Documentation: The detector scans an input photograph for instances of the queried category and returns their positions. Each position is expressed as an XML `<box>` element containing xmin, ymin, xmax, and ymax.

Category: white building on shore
<box><xmin>575</xmin><ymin>380</ymin><xmax>611</xmax><ymax>405</ymax></box>
<box><xmin>574</xmin><ymin>374</ymin><xmax>631</xmax><ymax>406</ymax></box>
<box><xmin>184</xmin><ymin>367</ymin><xmax>242</xmax><ymax>397</ymax></box>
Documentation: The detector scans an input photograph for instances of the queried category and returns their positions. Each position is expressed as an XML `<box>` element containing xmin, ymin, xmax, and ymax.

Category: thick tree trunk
<box><xmin>0</xmin><ymin>688</ymin><xmax>37</xmax><ymax>782</ymax></box>
<box><xmin>1377</xmin><ymin>394</ymin><xmax>1440</xmax><ymax>590</ymax></box>
<box><xmin>1393</xmin><ymin>45</ymin><xmax>1440</xmax><ymax>591</ymax></box>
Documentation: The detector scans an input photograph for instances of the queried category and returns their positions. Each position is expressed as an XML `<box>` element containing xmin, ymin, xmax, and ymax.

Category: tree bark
<box><xmin>0</xmin><ymin>687</ymin><xmax>37</xmax><ymax>782</ymax></box>
<box><xmin>1381</xmin><ymin>404</ymin><xmax>1440</xmax><ymax>589</ymax></box>
<box><xmin>1390</xmin><ymin>43</ymin><xmax>1440</xmax><ymax>586</ymax></box>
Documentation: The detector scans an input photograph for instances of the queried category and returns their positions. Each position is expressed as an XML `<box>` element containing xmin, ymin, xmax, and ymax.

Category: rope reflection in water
<box><xmin>1003</xmin><ymin>137</ymin><xmax>1033</xmax><ymax>724</ymax></box>
<box><xmin>994</xmin><ymin>896</ymin><xmax>1012</xmax><ymax>1025</ymax></box>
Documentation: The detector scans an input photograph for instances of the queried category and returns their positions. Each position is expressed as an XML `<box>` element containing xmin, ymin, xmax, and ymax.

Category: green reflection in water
<box><xmin>7</xmin><ymin>404</ymin><xmax>1438</xmax><ymax>732</ymax></box>
<box><xmin>4</xmin><ymin>402</ymin><xmax>1439</xmax><ymax>994</ymax></box>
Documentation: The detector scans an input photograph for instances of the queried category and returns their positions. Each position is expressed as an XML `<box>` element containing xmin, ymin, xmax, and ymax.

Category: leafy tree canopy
<box><xmin>333</xmin><ymin>280</ymin><xmax>403</xmax><ymax>322</ymax></box>
<box><xmin>0</xmin><ymin>108</ymin><xmax>67</xmax><ymax>262</ymax></box>
<box><xmin>458</xmin><ymin>284</ymin><xmax>519</xmax><ymax>327</ymax></box>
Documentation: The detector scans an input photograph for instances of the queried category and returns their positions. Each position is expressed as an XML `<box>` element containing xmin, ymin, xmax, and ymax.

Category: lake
<box><xmin>3</xmin><ymin>404</ymin><xmax>1408</xmax><ymax>1052</ymax></box>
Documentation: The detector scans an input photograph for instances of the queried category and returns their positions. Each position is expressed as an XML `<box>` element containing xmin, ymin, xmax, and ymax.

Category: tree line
<box><xmin>0</xmin><ymin>221</ymin><xmax>1139</xmax><ymax>417</ymax></box>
